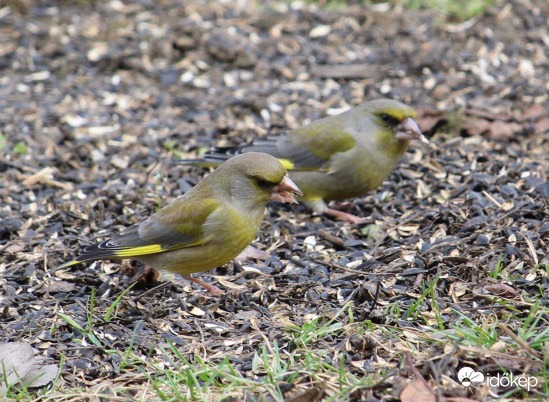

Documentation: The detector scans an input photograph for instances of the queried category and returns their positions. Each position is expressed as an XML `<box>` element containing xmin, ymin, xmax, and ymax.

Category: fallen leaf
<box><xmin>234</xmin><ymin>245</ymin><xmax>270</xmax><ymax>262</ymax></box>
<box><xmin>0</xmin><ymin>342</ymin><xmax>58</xmax><ymax>390</ymax></box>
<box><xmin>484</xmin><ymin>283</ymin><xmax>519</xmax><ymax>298</ymax></box>
<box><xmin>215</xmin><ymin>278</ymin><xmax>247</xmax><ymax>290</ymax></box>
<box><xmin>21</xmin><ymin>363</ymin><xmax>58</xmax><ymax>388</ymax></box>
<box><xmin>189</xmin><ymin>306</ymin><xmax>206</xmax><ymax>317</ymax></box>
<box><xmin>462</xmin><ymin>117</ymin><xmax>492</xmax><ymax>136</ymax></box>
<box><xmin>286</xmin><ymin>386</ymin><xmax>325</xmax><ymax>402</ymax></box>
<box><xmin>2</xmin><ymin>241</ymin><xmax>26</xmax><ymax>254</ymax></box>
<box><xmin>400</xmin><ymin>379</ymin><xmax>436</xmax><ymax>402</ymax></box>
<box><xmin>534</xmin><ymin>116</ymin><xmax>549</xmax><ymax>133</ymax></box>
<box><xmin>522</xmin><ymin>104</ymin><xmax>545</xmax><ymax>120</ymax></box>
<box><xmin>487</xmin><ymin>120</ymin><xmax>522</xmax><ymax>140</ymax></box>
<box><xmin>233</xmin><ymin>310</ymin><xmax>260</xmax><ymax>321</ymax></box>
<box><xmin>35</xmin><ymin>280</ymin><xmax>76</xmax><ymax>294</ymax></box>
<box><xmin>0</xmin><ymin>342</ymin><xmax>35</xmax><ymax>387</ymax></box>
<box><xmin>415</xmin><ymin>108</ymin><xmax>445</xmax><ymax>133</ymax></box>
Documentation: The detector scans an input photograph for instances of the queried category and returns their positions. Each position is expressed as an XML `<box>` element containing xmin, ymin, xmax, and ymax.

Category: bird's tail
<box><xmin>52</xmin><ymin>255</ymin><xmax>100</xmax><ymax>272</ymax></box>
<box><xmin>176</xmin><ymin>147</ymin><xmax>241</xmax><ymax>168</ymax></box>
<box><xmin>54</xmin><ymin>259</ymin><xmax>84</xmax><ymax>270</ymax></box>
<box><xmin>53</xmin><ymin>240</ymin><xmax>123</xmax><ymax>271</ymax></box>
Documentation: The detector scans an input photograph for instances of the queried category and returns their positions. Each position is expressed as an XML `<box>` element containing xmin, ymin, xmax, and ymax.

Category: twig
<box><xmin>360</xmin><ymin>281</ymin><xmax>381</xmax><ymax>320</ymax></box>
<box><xmin>312</xmin><ymin>258</ymin><xmax>369</xmax><ymax>275</ymax></box>
<box><xmin>133</xmin><ymin>281</ymin><xmax>171</xmax><ymax>301</ymax></box>
<box><xmin>458</xmin><ymin>345</ymin><xmax>542</xmax><ymax>365</ymax></box>
<box><xmin>0</xmin><ymin>159</ymin><xmax>39</xmax><ymax>173</ymax></box>
<box><xmin>317</xmin><ymin>230</ymin><xmax>346</xmax><ymax>249</ymax></box>
<box><xmin>313</xmin><ymin>257</ymin><xmax>397</xmax><ymax>276</ymax></box>
<box><xmin>405</xmin><ymin>350</ymin><xmax>435</xmax><ymax>395</ymax></box>
<box><xmin>498</xmin><ymin>322</ymin><xmax>543</xmax><ymax>360</ymax></box>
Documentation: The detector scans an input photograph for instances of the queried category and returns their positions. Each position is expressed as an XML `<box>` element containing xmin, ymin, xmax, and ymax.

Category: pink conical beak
<box><xmin>395</xmin><ymin>117</ymin><xmax>429</xmax><ymax>143</ymax></box>
<box><xmin>271</xmin><ymin>175</ymin><xmax>302</xmax><ymax>204</ymax></box>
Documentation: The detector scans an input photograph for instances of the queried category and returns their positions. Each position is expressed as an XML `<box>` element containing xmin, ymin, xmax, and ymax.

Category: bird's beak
<box><xmin>271</xmin><ymin>175</ymin><xmax>302</xmax><ymax>204</ymax></box>
<box><xmin>395</xmin><ymin>117</ymin><xmax>429</xmax><ymax>143</ymax></box>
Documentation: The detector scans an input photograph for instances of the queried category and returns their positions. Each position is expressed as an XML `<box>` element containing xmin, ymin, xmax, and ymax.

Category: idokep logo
<box><xmin>458</xmin><ymin>367</ymin><xmax>484</xmax><ymax>386</ymax></box>
<box><xmin>458</xmin><ymin>367</ymin><xmax>539</xmax><ymax>392</ymax></box>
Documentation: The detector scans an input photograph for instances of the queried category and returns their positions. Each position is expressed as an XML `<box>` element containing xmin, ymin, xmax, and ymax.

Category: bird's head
<box><xmin>361</xmin><ymin>99</ymin><xmax>428</xmax><ymax>151</ymax></box>
<box><xmin>215</xmin><ymin>152</ymin><xmax>302</xmax><ymax>206</ymax></box>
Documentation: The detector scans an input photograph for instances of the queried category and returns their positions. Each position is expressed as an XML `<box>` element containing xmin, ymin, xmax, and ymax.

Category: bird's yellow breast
<box><xmin>136</xmin><ymin>205</ymin><xmax>263</xmax><ymax>276</ymax></box>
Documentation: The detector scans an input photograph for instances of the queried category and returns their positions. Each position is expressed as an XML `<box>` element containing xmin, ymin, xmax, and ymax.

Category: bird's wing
<box><xmin>275</xmin><ymin>120</ymin><xmax>356</xmax><ymax>171</ymax></box>
<box><xmin>63</xmin><ymin>198</ymin><xmax>221</xmax><ymax>264</ymax></box>
<box><xmin>181</xmin><ymin>118</ymin><xmax>356</xmax><ymax>172</ymax></box>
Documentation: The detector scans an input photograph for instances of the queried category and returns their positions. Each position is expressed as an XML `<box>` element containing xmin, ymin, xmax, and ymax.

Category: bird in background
<box><xmin>179</xmin><ymin>98</ymin><xmax>428</xmax><ymax>224</ymax></box>
<box><xmin>55</xmin><ymin>152</ymin><xmax>302</xmax><ymax>295</ymax></box>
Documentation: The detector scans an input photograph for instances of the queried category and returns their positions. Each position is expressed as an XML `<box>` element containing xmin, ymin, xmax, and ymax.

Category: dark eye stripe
<box><xmin>253</xmin><ymin>176</ymin><xmax>276</xmax><ymax>189</ymax></box>
<box><xmin>380</xmin><ymin>113</ymin><xmax>400</xmax><ymax>126</ymax></box>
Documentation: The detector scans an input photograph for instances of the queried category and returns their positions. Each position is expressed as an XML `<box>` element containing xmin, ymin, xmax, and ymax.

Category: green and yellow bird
<box><xmin>55</xmin><ymin>152</ymin><xmax>302</xmax><ymax>294</ymax></box>
<box><xmin>181</xmin><ymin>99</ymin><xmax>427</xmax><ymax>223</ymax></box>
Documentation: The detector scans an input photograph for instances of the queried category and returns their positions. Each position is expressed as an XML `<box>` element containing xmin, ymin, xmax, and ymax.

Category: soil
<box><xmin>0</xmin><ymin>0</ymin><xmax>547</xmax><ymax>400</ymax></box>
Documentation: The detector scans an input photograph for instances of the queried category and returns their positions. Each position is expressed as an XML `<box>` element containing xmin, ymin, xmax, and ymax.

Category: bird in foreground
<box><xmin>180</xmin><ymin>99</ymin><xmax>428</xmax><ymax>224</ymax></box>
<box><xmin>55</xmin><ymin>152</ymin><xmax>302</xmax><ymax>295</ymax></box>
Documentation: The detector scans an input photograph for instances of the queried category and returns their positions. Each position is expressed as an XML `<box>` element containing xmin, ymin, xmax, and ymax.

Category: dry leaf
<box><xmin>35</xmin><ymin>280</ymin><xmax>76</xmax><ymax>294</ymax></box>
<box><xmin>0</xmin><ymin>342</ymin><xmax>58</xmax><ymax>390</ymax></box>
<box><xmin>286</xmin><ymin>386</ymin><xmax>325</xmax><ymax>402</ymax></box>
<box><xmin>484</xmin><ymin>283</ymin><xmax>519</xmax><ymax>298</ymax></box>
<box><xmin>400</xmin><ymin>379</ymin><xmax>436</xmax><ymax>402</ymax></box>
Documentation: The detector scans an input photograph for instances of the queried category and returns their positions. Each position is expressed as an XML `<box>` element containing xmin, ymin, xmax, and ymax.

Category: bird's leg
<box><xmin>331</xmin><ymin>201</ymin><xmax>354</xmax><ymax>210</ymax></box>
<box><xmin>305</xmin><ymin>199</ymin><xmax>366</xmax><ymax>224</ymax></box>
<box><xmin>164</xmin><ymin>272</ymin><xmax>225</xmax><ymax>295</ymax></box>
<box><xmin>234</xmin><ymin>244</ymin><xmax>270</xmax><ymax>263</ymax></box>
<box><xmin>323</xmin><ymin>207</ymin><xmax>366</xmax><ymax>224</ymax></box>
<box><xmin>187</xmin><ymin>276</ymin><xmax>224</xmax><ymax>295</ymax></box>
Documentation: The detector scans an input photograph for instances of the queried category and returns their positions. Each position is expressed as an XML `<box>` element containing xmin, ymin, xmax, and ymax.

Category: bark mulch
<box><xmin>0</xmin><ymin>0</ymin><xmax>547</xmax><ymax>400</ymax></box>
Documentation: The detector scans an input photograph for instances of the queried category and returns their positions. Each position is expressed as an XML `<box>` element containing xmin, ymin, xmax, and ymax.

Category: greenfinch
<box><xmin>181</xmin><ymin>99</ymin><xmax>427</xmax><ymax>223</ymax></box>
<box><xmin>55</xmin><ymin>152</ymin><xmax>302</xmax><ymax>294</ymax></box>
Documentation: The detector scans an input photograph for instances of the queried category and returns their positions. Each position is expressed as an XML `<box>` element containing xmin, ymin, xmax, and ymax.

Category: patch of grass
<box><xmin>0</xmin><ymin>133</ymin><xmax>6</xmax><ymax>151</ymax></box>
<box><xmin>402</xmin><ymin>0</ymin><xmax>496</xmax><ymax>21</ymax></box>
<box><xmin>0</xmin><ymin>376</ymin><xmax>34</xmax><ymax>401</ymax></box>
<box><xmin>137</xmin><ymin>342</ymin><xmax>291</xmax><ymax>400</ymax></box>
<box><xmin>0</xmin><ymin>350</ymin><xmax>65</xmax><ymax>401</ymax></box>
<box><xmin>449</xmin><ymin>310</ymin><xmax>500</xmax><ymax>347</ymax></box>
<box><xmin>383</xmin><ymin>301</ymin><xmax>402</xmax><ymax>321</ymax></box>
<box><xmin>304</xmin><ymin>0</ymin><xmax>355</xmax><ymax>11</ymax></box>
<box><xmin>127</xmin><ymin>306</ymin><xmax>385</xmax><ymax>400</ymax></box>
<box><xmin>446</xmin><ymin>303</ymin><xmax>549</xmax><ymax>355</ymax></box>
<box><xmin>156</xmin><ymin>194</ymin><xmax>164</xmax><ymax>211</ymax></box>
<box><xmin>286</xmin><ymin>315</ymin><xmax>344</xmax><ymax>347</ymax></box>
<box><xmin>58</xmin><ymin>290</ymin><xmax>103</xmax><ymax>348</ymax></box>
<box><xmin>162</xmin><ymin>139</ymin><xmax>185</xmax><ymax>159</ymax></box>
<box><xmin>8</xmin><ymin>285</ymin><xmax>547</xmax><ymax>400</ymax></box>
<box><xmin>302</xmin><ymin>0</ymin><xmax>496</xmax><ymax>20</ymax></box>
<box><xmin>403</xmin><ymin>274</ymin><xmax>442</xmax><ymax>326</ymax></box>
<box><xmin>57</xmin><ymin>284</ymin><xmax>140</xmax><ymax>349</ymax></box>
<box><xmin>518</xmin><ymin>303</ymin><xmax>549</xmax><ymax>352</ymax></box>
<box><xmin>489</xmin><ymin>254</ymin><xmax>505</xmax><ymax>278</ymax></box>
<box><xmin>104</xmin><ymin>282</ymin><xmax>137</xmax><ymax>322</ymax></box>
<box><xmin>12</xmin><ymin>141</ymin><xmax>27</xmax><ymax>155</ymax></box>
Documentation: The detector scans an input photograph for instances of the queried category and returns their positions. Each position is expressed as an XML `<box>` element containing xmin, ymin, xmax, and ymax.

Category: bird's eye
<box><xmin>255</xmin><ymin>177</ymin><xmax>275</xmax><ymax>190</ymax></box>
<box><xmin>380</xmin><ymin>113</ymin><xmax>400</xmax><ymax>126</ymax></box>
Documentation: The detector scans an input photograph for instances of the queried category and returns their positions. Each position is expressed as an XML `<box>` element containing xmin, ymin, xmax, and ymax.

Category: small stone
<box><xmin>475</xmin><ymin>234</ymin><xmax>490</xmax><ymax>245</ymax></box>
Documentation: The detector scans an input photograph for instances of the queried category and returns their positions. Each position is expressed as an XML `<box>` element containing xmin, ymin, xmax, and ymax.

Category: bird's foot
<box><xmin>234</xmin><ymin>245</ymin><xmax>270</xmax><ymax>263</ymax></box>
<box><xmin>323</xmin><ymin>207</ymin><xmax>366</xmax><ymax>224</ymax></box>
<box><xmin>187</xmin><ymin>276</ymin><xmax>224</xmax><ymax>295</ymax></box>
<box><xmin>332</xmin><ymin>201</ymin><xmax>354</xmax><ymax>210</ymax></box>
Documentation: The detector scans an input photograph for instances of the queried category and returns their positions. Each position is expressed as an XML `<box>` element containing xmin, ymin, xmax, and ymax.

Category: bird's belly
<box><xmin>290</xmin><ymin>168</ymin><xmax>386</xmax><ymax>202</ymax></box>
<box><xmin>137</xmin><ymin>225</ymin><xmax>257</xmax><ymax>276</ymax></box>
